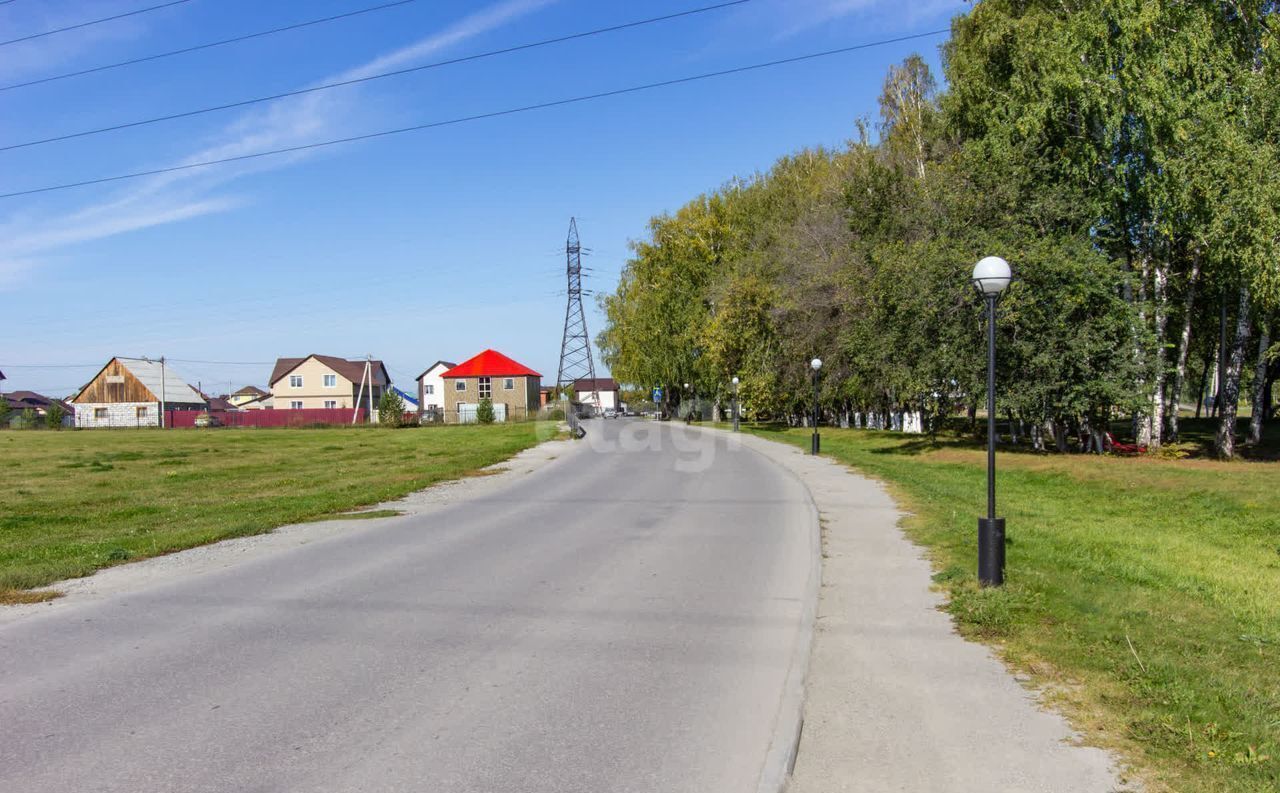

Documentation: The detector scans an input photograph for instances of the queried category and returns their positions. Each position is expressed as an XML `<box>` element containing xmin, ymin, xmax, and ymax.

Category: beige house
<box><xmin>228</xmin><ymin>385</ymin><xmax>269</xmax><ymax>407</ymax></box>
<box><xmin>268</xmin><ymin>355</ymin><xmax>390</xmax><ymax>411</ymax></box>
<box><xmin>441</xmin><ymin>349</ymin><xmax>541</xmax><ymax>423</ymax></box>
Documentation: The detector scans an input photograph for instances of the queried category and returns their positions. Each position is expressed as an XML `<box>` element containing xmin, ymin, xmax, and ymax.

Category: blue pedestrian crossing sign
<box><xmin>652</xmin><ymin>387</ymin><xmax>663</xmax><ymax>402</ymax></box>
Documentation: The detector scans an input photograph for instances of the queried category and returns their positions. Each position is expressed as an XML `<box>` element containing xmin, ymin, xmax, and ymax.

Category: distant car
<box><xmin>603</xmin><ymin>408</ymin><xmax>618</xmax><ymax>419</ymax></box>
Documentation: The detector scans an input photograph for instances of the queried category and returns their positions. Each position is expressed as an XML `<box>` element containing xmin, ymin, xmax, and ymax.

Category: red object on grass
<box><xmin>1104</xmin><ymin>432</ymin><xmax>1147</xmax><ymax>455</ymax></box>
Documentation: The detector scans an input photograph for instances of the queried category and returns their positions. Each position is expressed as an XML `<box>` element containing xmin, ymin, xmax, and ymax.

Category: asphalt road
<box><xmin>0</xmin><ymin>420</ymin><xmax>814</xmax><ymax>793</ymax></box>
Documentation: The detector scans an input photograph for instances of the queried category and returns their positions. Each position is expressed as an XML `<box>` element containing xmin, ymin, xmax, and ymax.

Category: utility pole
<box><xmin>556</xmin><ymin>217</ymin><xmax>600</xmax><ymax>420</ymax></box>
<box><xmin>160</xmin><ymin>355</ymin><xmax>167</xmax><ymax>429</ymax></box>
<box><xmin>366</xmin><ymin>356</ymin><xmax>374</xmax><ymax>424</ymax></box>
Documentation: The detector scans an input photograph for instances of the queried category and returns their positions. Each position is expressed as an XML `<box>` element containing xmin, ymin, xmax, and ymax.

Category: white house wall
<box><xmin>75</xmin><ymin>402</ymin><xmax>161</xmax><ymax>428</ymax></box>
<box><xmin>418</xmin><ymin>367</ymin><xmax>450</xmax><ymax>411</ymax></box>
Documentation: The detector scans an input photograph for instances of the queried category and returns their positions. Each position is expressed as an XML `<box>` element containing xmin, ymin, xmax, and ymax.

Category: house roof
<box><xmin>392</xmin><ymin>387</ymin><xmax>419</xmax><ymax>407</ymax></box>
<box><xmin>232</xmin><ymin>385</ymin><xmax>269</xmax><ymax>397</ymax></box>
<box><xmin>3</xmin><ymin>391</ymin><xmax>73</xmax><ymax>413</ymax></box>
<box><xmin>573</xmin><ymin>377</ymin><xmax>619</xmax><ymax>392</ymax></box>
<box><xmin>113</xmin><ymin>357</ymin><xmax>205</xmax><ymax>403</ymax></box>
<box><xmin>441</xmin><ymin>350</ymin><xmax>540</xmax><ymax>379</ymax></box>
<box><xmin>415</xmin><ymin>360</ymin><xmax>458</xmax><ymax>382</ymax></box>
<box><xmin>238</xmin><ymin>393</ymin><xmax>273</xmax><ymax>408</ymax></box>
<box><xmin>269</xmin><ymin>355</ymin><xmax>390</xmax><ymax>387</ymax></box>
<box><xmin>206</xmin><ymin>396</ymin><xmax>237</xmax><ymax>411</ymax></box>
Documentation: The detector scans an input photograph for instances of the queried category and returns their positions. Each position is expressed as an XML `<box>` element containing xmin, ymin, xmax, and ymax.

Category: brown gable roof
<box><xmin>269</xmin><ymin>355</ymin><xmax>390</xmax><ymax>386</ymax></box>
<box><xmin>573</xmin><ymin>377</ymin><xmax>619</xmax><ymax>392</ymax></box>
<box><xmin>232</xmin><ymin>384</ymin><xmax>269</xmax><ymax>397</ymax></box>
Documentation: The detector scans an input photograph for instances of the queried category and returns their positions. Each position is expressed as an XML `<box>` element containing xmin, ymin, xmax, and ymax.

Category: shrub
<box><xmin>19</xmin><ymin>408</ymin><xmax>37</xmax><ymax>429</ymax></box>
<box><xmin>0</xmin><ymin>398</ymin><xmax>9</xmax><ymax>427</ymax></box>
<box><xmin>476</xmin><ymin>398</ymin><xmax>496</xmax><ymax>424</ymax></box>
<box><xmin>378</xmin><ymin>389</ymin><xmax>406</xmax><ymax>428</ymax></box>
<box><xmin>45</xmin><ymin>402</ymin><xmax>65</xmax><ymax>430</ymax></box>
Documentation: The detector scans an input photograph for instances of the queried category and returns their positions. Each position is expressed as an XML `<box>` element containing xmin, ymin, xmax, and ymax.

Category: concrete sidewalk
<box><xmin>732</xmin><ymin>431</ymin><xmax>1132</xmax><ymax>793</ymax></box>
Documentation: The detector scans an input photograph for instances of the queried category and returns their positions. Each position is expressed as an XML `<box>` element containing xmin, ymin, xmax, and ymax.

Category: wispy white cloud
<box><xmin>0</xmin><ymin>0</ymin><xmax>156</xmax><ymax>84</ymax></box>
<box><xmin>0</xmin><ymin>0</ymin><xmax>556</xmax><ymax>289</ymax></box>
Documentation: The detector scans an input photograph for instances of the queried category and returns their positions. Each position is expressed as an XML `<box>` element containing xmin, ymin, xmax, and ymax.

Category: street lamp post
<box><xmin>731</xmin><ymin>376</ymin><xmax>740</xmax><ymax>432</ymax></box>
<box><xmin>972</xmin><ymin>255</ymin><xmax>1012</xmax><ymax>587</ymax></box>
<box><xmin>810</xmin><ymin>358</ymin><xmax>822</xmax><ymax>455</ymax></box>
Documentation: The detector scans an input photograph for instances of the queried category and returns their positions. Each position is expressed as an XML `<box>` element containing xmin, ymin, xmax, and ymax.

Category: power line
<box><xmin>0</xmin><ymin>29</ymin><xmax>949</xmax><ymax>200</ymax></box>
<box><xmin>0</xmin><ymin>0</ymin><xmax>751</xmax><ymax>152</ymax></box>
<box><xmin>0</xmin><ymin>0</ymin><xmax>192</xmax><ymax>48</ymax></box>
<box><xmin>167</xmin><ymin>358</ymin><xmax>275</xmax><ymax>365</ymax></box>
<box><xmin>0</xmin><ymin>0</ymin><xmax>419</xmax><ymax>93</ymax></box>
<box><xmin>0</xmin><ymin>363</ymin><xmax>100</xmax><ymax>368</ymax></box>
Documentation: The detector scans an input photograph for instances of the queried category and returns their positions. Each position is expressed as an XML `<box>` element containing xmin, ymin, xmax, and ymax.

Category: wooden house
<box><xmin>73</xmin><ymin>357</ymin><xmax>205</xmax><ymax>428</ymax></box>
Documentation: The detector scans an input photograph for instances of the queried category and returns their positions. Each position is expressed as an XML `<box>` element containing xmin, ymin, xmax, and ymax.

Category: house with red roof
<box><xmin>441</xmin><ymin>349</ymin><xmax>541</xmax><ymax>423</ymax></box>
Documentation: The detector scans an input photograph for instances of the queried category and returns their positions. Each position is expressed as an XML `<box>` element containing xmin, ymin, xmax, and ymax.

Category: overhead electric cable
<box><xmin>0</xmin><ymin>0</ymin><xmax>752</xmax><ymax>152</ymax></box>
<box><xmin>0</xmin><ymin>29</ymin><xmax>948</xmax><ymax>200</ymax></box>
<box><xmin>0</xmin><ymin>0</ymin><xmax>420</xmax><ymax>93</ymax></box>
<box><xmin>0</xmin><ymin>0</ymin><xmax>192</xmax><ymax>48</ymax></box>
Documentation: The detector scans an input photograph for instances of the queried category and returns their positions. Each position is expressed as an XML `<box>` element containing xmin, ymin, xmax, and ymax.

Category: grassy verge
<box><xmin>747</xmin><ymin>422</ymin><xmax>1278</xmax><ymax>793</ymax></box>
<box><xmin>1</xmin><ymin>423</ymin><xmax>558</xmax><ymax>602</ymax></box>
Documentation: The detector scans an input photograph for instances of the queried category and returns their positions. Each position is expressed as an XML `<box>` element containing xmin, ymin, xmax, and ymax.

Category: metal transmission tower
<box><xmin>556</xmin><ymin>217</ymin><xmax>601</xmax><ymax>414</ymax></box>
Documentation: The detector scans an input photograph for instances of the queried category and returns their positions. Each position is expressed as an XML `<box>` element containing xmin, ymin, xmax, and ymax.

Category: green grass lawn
<box><xmin>750</xmin><ymin>422</ymin><xmax>1279</xmax><ymax>793</ymax></box>
<box><xmin>0</xmin><ymin>423</ymin><xmax>556</xmax><ymax>603</ymax></box>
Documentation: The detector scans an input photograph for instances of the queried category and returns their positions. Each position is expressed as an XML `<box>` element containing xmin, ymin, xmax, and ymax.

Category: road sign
<box><xmin>652</xmin><ymin>387</ymin><xmax>663</xmax><ymax>402</ymax></box>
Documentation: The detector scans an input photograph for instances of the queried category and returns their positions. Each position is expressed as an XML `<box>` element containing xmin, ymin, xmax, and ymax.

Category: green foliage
<box><xmin>377</xmin><ymin>389</ymin><xmax>406</xmax><ymax>428</ymax></box>
<box><xmin>0</xmin><ymin>398</ymin><xmax>10</xmax><ymax>427</ymax></box>
<box><xmin>18</xmin><ymin>408</ymin><xmax>37</xmax><ymax>430</ymax></box>
<box><xmin>45</xmin><ymin>402</ymin><xmax>65</xmax><ymax>430</ymax></box>
<box><xmin>476</xmin><ymin>398</ymin><xmax>495</xmax><ymax>424</ymax></box>
<box><xmin>601</xmin><ymin>6</ymin><xmax>1280</xmax><ymax>452</ymax></box>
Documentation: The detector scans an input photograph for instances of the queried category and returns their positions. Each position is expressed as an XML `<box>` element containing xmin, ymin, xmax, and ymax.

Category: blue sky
<box><xmin>1</xmin><ymin>0</ymin><xmax>962</xmax><ymax>397</ymax></box>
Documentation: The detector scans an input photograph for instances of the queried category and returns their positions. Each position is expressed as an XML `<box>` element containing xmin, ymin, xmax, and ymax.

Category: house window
<box><xmin>324</xmin><ymin>400</ymin><xmax>337</xmax><ymax>409</ymax></box>
<box><xmin>424</xmin><ymin>384</ymin><xmax>434</xmax><ymax>395</ymax></box>
<box><xmin>455</xmin><ymin>380</ymin><xmax>466</xmax><ymax>391</ymax></box>
<box><xmin>323</xmin><ymin>374</ymin><xmax>336</xmax><ymax>387</ymax></box>
<box><xmin>136</xmin><ymin>406</ymin><xmax>148</xmax><ymax>418</ymax></box>
<box><xmin>290</xmin><ymin>400</ymin><xmax>304</xmax><ymax>409</ymax></box>
<box><xmin>478</xmin><ymin>377</ymin><xmax>492</xmax><ymax>399</ymax></box>
<box><xmin>503</xmin><ymin>378</ymin><xmax>514</xmax><ymax>390</ymax></box>
<box><xmin>94</xmin><ymin>407</ymin><xmax>108</xmax><ymax>419</ymax></box>
<box><xmin>289</xmin><ymin>375</ymin><xmax>303</xmax><ymax>388</ymax></box>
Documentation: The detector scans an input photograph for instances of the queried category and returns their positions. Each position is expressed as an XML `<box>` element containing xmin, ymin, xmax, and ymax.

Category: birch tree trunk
<box><xmin>1164</xmin><ymin>256</ymin><xmax>1201</xmax><ymax>442</ymax></box>
<box><xmin>1144</xmin><ymin>260</ymin><xmax>1169</xmax><ymax>448</ymax></box>
<box><xmin>1215</xmin><ymin>286</ymin><xmax>1252</xmax><ymax>459</ymax></box>
<box><xmin>1133</xmin><ymin>256</ymin><xmax>1152</xmax><ymax>444</ymax></box>
<box><xmin>1247</xmin><ymin>322</ymin><xmax>1271</xmax><ymax>446</ymax></box>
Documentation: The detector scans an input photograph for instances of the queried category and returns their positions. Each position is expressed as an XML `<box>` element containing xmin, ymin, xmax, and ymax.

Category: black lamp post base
<box><xmin>978</xmin><ymin>517</ymin><xmax>1005</xmax><ymax>586</ymax></box>
<box><xmin>811</xmin><ymin>432</ymin><xmax>820</xmax><ymax>455</ymax></box>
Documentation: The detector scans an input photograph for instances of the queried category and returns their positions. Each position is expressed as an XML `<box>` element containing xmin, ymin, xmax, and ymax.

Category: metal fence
<box><xmin>437</xmin><ymin>405</ymin><xmax>537</xmax><ymax>424</ymax></box>
<box><xmin>165</xmin><ymin>408</ymin><xmax>370</xmax><ymax>428</ymax></box>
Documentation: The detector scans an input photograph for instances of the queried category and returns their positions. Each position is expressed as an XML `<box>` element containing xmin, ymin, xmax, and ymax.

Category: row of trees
<box><xmin>600</xmin><ymin>1</ymin><xmax>1279</xmax><ymax>458</ymax></box>
<box><xmin>0</xmin><ymin>400</ymin><xmax>65</xmax><ymax>429</ymax></box>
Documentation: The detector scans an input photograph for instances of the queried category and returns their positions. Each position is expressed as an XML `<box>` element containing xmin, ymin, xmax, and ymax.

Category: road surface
<box><xmin>0</xmin><ymin>420</ymin><xmax>814</xmax><ymax>793</ymax></box>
